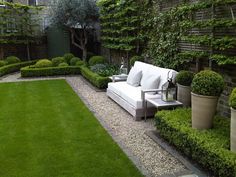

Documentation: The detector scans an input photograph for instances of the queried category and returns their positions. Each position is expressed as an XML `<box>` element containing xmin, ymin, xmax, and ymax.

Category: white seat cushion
<box><xmin>108</xmin><ymin>82</ymin><xmax>161</xmax><ymax>109</ymax></box>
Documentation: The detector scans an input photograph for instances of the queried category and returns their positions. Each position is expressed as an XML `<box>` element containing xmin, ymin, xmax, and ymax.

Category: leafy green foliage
<box><xmin>89</xmin><ymin>56</ymin><xmax>106</xmax><ymax>66</ymax></box>
<box><xmin>35</xmin><ymin>59</ymin><xmax>53</xmax><ymax>68</ymax></box>
<box><xmin>63</xmin><ymin>53</ymin><xmax>75</xmax><ymax>64</ymax></box>
<box><xmin>130</xmin><ymin>56</ymin><xmax>144</xmax><ymax>66</ymax></box>
<box><xmin>52</xmin><ymin>57</ymin><xmax>65</xmax><ymax>66</ymax></box>
<box><xmin>21</xmin><ymin>66</ymin><xmax>80</xmax><ymax>77</ymax></box>
<box><xmin>59</xmin><ymin>62</ymin><xmax>69</xmax><ymax>67</ymax></box>
<box><xmin>79</xmin><ymin>65</ymin><xmax>111</xmax><ymax>89</ymax></box>
<box><xmin>191</xmin><ymin>70</ymin><xmax>224</xmax><ymax>96</ymax></box>
<box><xmin>70</xmin><ymin>57</ymin><xmax>82</xmax><ymax>66</ymax></box>
<box><xmin>0</xmin><ymin>60</ymin><xmax>36</xmax><ymax>77</ymax></box>
<box><xmin>90</xmin><ymin>64</ymin><xmax>119</xmax><ymax>77</ymax></box>
<box><xmin>0</xmin><ymin>61</ymin><xmax>6</xmax><ymax>67</ymax></box>
<box><xmin>155</xmin><ymin>108</ymin><xmax>236</xmax><ymax>177</ymax></box>
<box><xmin>76</xmin><ymin>60</ymin><xmax>85</xmax><ymax>66</ymax></box>
<box><xmin>5</xmin><ymin>56</ymin><xmax>21</xmax><ymax>65</ymax></box>
<box><xmin>98</xmin><ymin>0</ymin><xmax>142</xmax><ymax>52</ymax></box>
<box><xmin>176</xmin><ymin>70</ymin><xmax>194</xmax><ymax>86</ymax></box>
<box><xmin>229</xmin><ymin>88</ymin><xmax>236</xmax><ymax>109</ymax></box>
<box><xmin>211</xmin><ymin>55</ymin><xmax>236</xmax><ymax>65</ymax></box>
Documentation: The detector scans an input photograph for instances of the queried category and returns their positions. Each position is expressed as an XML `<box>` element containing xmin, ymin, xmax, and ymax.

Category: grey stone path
<box><xmin>0</xmin><ymin>73</ymin><xmax>189</xmax><ymax>177</ymax></box>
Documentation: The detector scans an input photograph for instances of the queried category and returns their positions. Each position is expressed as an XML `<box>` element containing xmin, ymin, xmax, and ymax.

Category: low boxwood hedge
<box><xmin>0</xmin><ymin>60</ymin><xmax>36</xmax><ymax>77</ymax></box>
<box><xmin>79</xmin><ymin>65</ymin><xmax>111</xmax><ymax>89</ymax></box>
<box><xmin>21</xmin><ymin>66</ymin><xmax>80</xmax><ymax>77</ymax></box>
<box><xmin>155</xmin><ymin>108</ymin><xmax>236</xmax><ymax>177</ymax></box>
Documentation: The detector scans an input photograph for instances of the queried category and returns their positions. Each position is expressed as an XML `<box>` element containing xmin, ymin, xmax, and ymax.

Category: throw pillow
<box><xmin>141</xmin><ymin>75</ymin><xmax>160</xmax><ymax>93</ymax></box>
<box><xmin>126</xmin><ymin>67</ymin><xmax>142</xmax><ymax>87</ymax></box>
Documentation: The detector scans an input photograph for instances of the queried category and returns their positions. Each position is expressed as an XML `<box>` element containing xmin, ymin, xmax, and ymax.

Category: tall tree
<box><xmin>50</xmin><ymin>0</ymin><xmax>99</xmax><ymax>61</ymax></box>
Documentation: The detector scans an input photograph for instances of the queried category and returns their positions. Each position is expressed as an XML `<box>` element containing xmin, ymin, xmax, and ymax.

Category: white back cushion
<box><xmin>126</xmin><ymin>67</ymin><xmax>142</xmax><ymax>87</ymax></box>
<box><xmin>141</xmin><ymin>75</ymin><xmax>160</xmax><ymax>90</ymax></box>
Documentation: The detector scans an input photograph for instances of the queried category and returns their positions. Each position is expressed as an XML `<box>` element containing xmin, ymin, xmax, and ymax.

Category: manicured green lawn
<box><xmin>0</xmin><ymin>80</ymin><xmax>143</xmax><ymax>177</ymax></box>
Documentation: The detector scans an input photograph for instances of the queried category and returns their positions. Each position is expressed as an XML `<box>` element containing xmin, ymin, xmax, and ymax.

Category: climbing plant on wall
<box><xmin>0</xmin><ymin>2</ymin><xmax>42</xmax><ymax>59</ymax></box>
<box><xmin>98</xmin><ymin>0</ymin><xmax>142</xmax><ymax>54</ymax></box>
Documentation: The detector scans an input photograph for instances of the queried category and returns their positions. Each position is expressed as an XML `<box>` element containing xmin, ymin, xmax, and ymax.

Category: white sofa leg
<box><xmin>133</xmin><ymin>116</ymin><xmax>142</xmax><ymax>121</ymax></box>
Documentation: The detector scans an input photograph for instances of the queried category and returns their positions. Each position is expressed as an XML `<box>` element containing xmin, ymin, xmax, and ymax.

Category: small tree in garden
<box><xmin>50</xmin><ymin>0</ymin><xmax>99</xmax><ymax>61</ymax></box>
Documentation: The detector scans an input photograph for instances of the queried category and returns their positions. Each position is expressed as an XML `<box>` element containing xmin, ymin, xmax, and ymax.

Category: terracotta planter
<box><xmin>177</xmin><ymin>84</ymin><xmax>191</xmax><ymax>107</ymax></box>
<box><xmin>191</xmin><ymin>92</ymin><xmax>218</xmax><ymax>129</ymax></box>
<box><xmin>231</xmin><ymin>108</ymin><xmax>236</xmax><ymax>152</ymax></box>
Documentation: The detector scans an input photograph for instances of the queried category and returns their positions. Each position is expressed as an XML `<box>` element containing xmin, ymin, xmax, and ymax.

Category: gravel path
<box><xmin>0</xmin><ymin>73</ymin><xmax>187</xmax><ymax>177</ymax></box>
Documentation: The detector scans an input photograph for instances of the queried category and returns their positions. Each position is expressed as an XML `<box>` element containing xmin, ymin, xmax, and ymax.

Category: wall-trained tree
<box><xmin>50</xmin><ymin>0</ymin><xmax>99</xmax><ymax>61</ymax></box>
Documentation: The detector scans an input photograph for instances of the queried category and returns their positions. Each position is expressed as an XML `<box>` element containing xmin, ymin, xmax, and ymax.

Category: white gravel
<box><xmin>0</xmin><ymin>73</ymin><xmax>186</xmax><ymax>177</ymax></box>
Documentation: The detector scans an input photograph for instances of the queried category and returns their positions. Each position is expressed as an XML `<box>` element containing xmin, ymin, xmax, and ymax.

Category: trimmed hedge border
<box><xmin>155</xmin><ymin>108</ymin><xmax>236</xmax><ymax>177</ymax></box>
<box><xmin>21</xmin><ymin>66</ymin><xmax>80</xmax><ymax>77</ymax></box>
<box><xmin>79</xmin><ymin>65</ymin><xmax>111</xmax><ymax>89</ymax></box>
<box><xmin>0</xmin><ymin>60</ymin><xmax>37</xmax><ymax>77</ymax></box>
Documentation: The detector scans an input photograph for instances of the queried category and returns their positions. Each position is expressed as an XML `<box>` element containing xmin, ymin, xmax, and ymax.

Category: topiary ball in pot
<box><xmin>176</xmin><ymin>70</ymin><xmax>195</xmax><ymax>107</ymax></box>
<box><xmin>229</xmin><ymin>88</ymin><xmax>236</xmax><ymax>152</ymax></box>
<box><xmin>70</xmin><ymin>57</ymin><xmax>81</xmax><ymax>66</ymax></box>
<box><xmin>52</xmin><ymin>57</ymin><xmax>65</xmax><ymax>66</ymax></box>
<box><xmin>5</xmin><ymin>56</ymin><xmax>21</xmax><ymax>65</ymax></box>
<box><xmin>130</xmin><ymin>56</ymin><xmax>144</xmax><ymax>66</ymax></box>
<box><xmin>88</xmin><ymin>56</ymin><xmax>106</xmax><ymax>66</ymax></box>
<box><xmin>191</xmin><ymin>70</ymin><xmax>224</xmax><ymax>130</ymax></box>
<box><xmin>35</xmin><ymin>59</ymin><xmax>53</xmax><ymax>68</ymax></box>
<box><xmin>63</xmin><ymin>53</ymin><xmax>74</xmax><ymax>64</ymax></box>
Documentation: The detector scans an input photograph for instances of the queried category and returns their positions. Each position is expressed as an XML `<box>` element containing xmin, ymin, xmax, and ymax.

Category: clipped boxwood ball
<box><xmin>35</xmin><ymin>59</ymin><xmax>53</xmax><ymax>68</ymax></box>
<box><xmin>5</xmin><ymin>56</ymin><xmax>21</xmax><ymax>64</ymax></box>
<box><xmin>76</xmin><ymin>60</ymin><xmax>85</xmax><ymax>66</ymax></box>
<box><xmin>191</xmin><ymin>70</ymin><xmax>224</xmax><ymax>96</ymax></box>
<box><xmin>58</xmin><ymin>62</ymin><xmax>69</xmax><ymax>67</ymax></box>
<box><xmin>52</xmin><ymin>57</ymin><xmax>65</xmax><ymax>66</ymax></box>
<box><xmin>130</xmin><ymin>56</ymin><xmax>144</xmax><ymax>66</ymax></box>
<box><xmin>0</xmin><ymin>60</ymin><xmax>6</xmax><ymax>67</ymax></box>
<box><xmin>88</xmin><ymin>56</ymin><xmax>106</xmax><ymax>66</ymax></box>
<box><xmin>176</xmin><ymin>70</ymin><xmax>195</xmax><ymax>86</ymax></box>
<box><xmin>229</xmin><ymin>88</ymin><xmax>236</xmax><ymax>109</ymax></box>
<box><xmin>70</xmin><ymin>57</ymin><xmax>81</xmax><ymax>66</ymax></box>
<box><xmin>63</xmin><ymin>53</ymin><xmax>75</xmax><ymax>64</ymax></box>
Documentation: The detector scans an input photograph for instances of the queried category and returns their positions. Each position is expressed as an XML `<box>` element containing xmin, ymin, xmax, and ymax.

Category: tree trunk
<box><xmin>82</xmin><ymin>47</ymin><xmax>87</xmax><ymax>62</ymax></box>
<box><xmin>0</xmin><ymin>46</ymin><xmax>4</xmax><ymax>59</ymax></box>
<box><xmin>26</xmin><ymin>41</ymin><xmax>30</xmax><ymax>61</ymax></box>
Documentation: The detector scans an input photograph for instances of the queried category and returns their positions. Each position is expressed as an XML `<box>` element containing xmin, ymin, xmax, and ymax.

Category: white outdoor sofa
<box><xmin>106</xmin><ymin>61</ymin><xmax>178</xmax><ymax>121</ymax></box>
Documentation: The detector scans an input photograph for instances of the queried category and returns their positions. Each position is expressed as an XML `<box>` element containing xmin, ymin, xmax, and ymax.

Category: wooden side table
<box><xmin>109</xmin><ymin>74</ymin><xmax>128</xmax><ymax>82</ymax></box>
<box><xmin>145</xmin><ymin>98</ymin><xmax>183</xmax><ymax>121</ymax></box>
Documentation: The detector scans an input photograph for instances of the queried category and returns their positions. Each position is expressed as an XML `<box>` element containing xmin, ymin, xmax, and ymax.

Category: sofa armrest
<box><xmin>111</xmin><ymin>75</ymin><xmax>128</xmax><ymax>82</ymax></box>
<box><xmin>141</xmin><ymin>89</ymin><xmax>162</xmax><ymax>109</ymax></box>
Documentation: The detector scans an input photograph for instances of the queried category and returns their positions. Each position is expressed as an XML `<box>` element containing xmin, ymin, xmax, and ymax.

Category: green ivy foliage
<box><xmin>98</xmin><ymin>0</ymin><xmax>142</xmax><ymax>52</ymax></box>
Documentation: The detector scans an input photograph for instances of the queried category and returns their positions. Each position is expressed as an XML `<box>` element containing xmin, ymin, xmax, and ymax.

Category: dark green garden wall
<box><xmin>47</xmin><ymin>26</ymin><xmax>70</xmax><ymax>58</ymax></box>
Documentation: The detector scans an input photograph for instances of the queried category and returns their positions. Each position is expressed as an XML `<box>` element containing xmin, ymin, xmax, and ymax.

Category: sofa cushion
<box><xmin>141</xmin><ymin>75</ymin><xmax>160</xmax><ymax>91</ymax></box>
<box><xmin>108</xmin><ymin>82</ymin><xmax>161</xmax><ymax>109</ymax></box>
<box><xmin>126</xmin><ymin>67</ymin><xmax>142</xmax><ymax>87</ymax></box>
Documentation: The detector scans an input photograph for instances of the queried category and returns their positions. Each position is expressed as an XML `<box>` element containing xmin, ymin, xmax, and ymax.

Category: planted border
<box><xmin>79</xmin><ymin>65</ymin><xmax>111</xmax><ymax>89</ymax></box>
<box><xmin>155</xmin><ymin>108</ymin><xmax>236</xmax><ymax>177</ymax></box>
<box><xmin>0</xmin><ymin>60</ymin><xmax>37</xmax><ymax>77</ymax></box>
<box><xmin>21</xmin><ymin>66</ymin><xmax>80</xmax><ymax>77</ymax></box>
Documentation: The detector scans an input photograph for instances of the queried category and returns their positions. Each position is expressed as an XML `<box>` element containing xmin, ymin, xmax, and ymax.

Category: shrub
<box><xmin>90</xmin><ymin>64</ymin><xmax>119</xmax><ymax>77</ymax></box>
<box><xmin>0</xmin><ymin>60</ymin><xmax>6</xmax><ymax>67</ymax></box>
<box><xmin>63</xmin><ymin>53</ymin><xmax>75</xmax><ymax>64</ymax></box>
<box><xmin>59</xmin><ymin>62</ymin><xmax>69</xmax><ymax>67</ymax></box>
<box><xmin>155</xmin><ymin>108</ymin><xmax>236</xmax><ymax>177</ymax></box>
<box><xmin>130</xmin><ymin>56</ymin><xmax>144</xmax><ymax>66</ymax></box>
<box><xmin>21</xmin><ymin>66</ymin><xmax>80</xmax><ymax>77</ymax></box>
<box><xmin>70</xmin><ymin>57</ymin><xmax>81</xmax><ymax>66</ymax></box>
<box><xmin>87</xmin><ymin>52</ymin><xmax>95</xmax><ymax>60</ymax></box>
<box><xmin>35</xmin><ymin>59</ymin><xmax>53</xmax><ymax>68</ymax></box>
<box><xmin>176</xmin><ymin>70</ymin><xmax>195</xmax><ymax>86</ymax></box>
<box><xmin>229</xmin><ymin>88</ymin><xmax>236</xmax><ymax>109</ymax></box>
<box><xmin>5</xmin><ymin>56</ymin><xmax>21</xmax><ymax>64</ymax></box>
<box><xmin>88</xmin><ymin>56</ymin><xmax>106</xmax><ymax>66</ymax></box>
<box><xmin>191</xmin><ymin>70</ymin><xmax>224</xmax><ymax>96</ymax></box>
<box><xmin>76</xmin><ymin>60</ymin><xmax>85</xmax><ymax>66</ymax></box>
<box><xmin>52</xmin><ymin>57</ymin><xmax>65</xmax><ymax>66</ymax></box>
<box><xmin>79</xmin><ymin>65</ymin><xmax>111</xmax><ymax>89</ymax></box>
<box><xmin>0</xmin><ymin>60</ymin><xmax>36</xmax><ymax>77</ymax></box>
